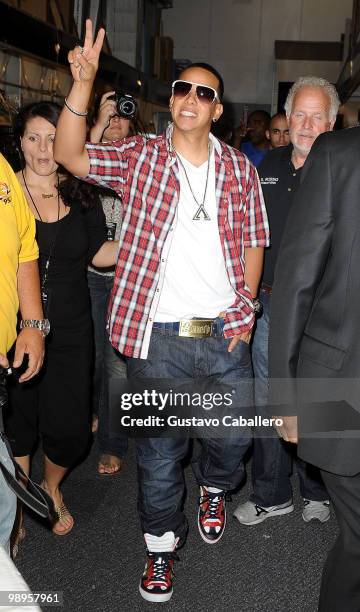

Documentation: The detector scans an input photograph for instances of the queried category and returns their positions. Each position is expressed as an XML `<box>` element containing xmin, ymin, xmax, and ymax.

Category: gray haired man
<box><xmin>234</xmin><ymin>76</ymin><xmax>340</xmax><ymax>526</ymax></box>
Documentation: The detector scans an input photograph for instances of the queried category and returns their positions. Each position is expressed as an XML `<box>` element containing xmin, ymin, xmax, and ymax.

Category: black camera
<box><xmin>109</xmin><ymin>92</ymin><xmax>137</xmax><ymax>120</ymax></box>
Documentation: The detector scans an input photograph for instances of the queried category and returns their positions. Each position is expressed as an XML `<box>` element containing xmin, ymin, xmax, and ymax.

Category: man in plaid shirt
<box><xmin>55</xmin><ymin>21</ymin><xmax>269</xmax><ymax>603</ymax></box>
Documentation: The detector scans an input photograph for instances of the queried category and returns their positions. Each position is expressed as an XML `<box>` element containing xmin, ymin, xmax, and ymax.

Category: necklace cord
<box><xmin>22</xmin><ymin>170</ymin><xmax>62</xmax><ymax>298</ymax></box>
<box><xmin>22</xmin><ymin>170</ymin><xmax>60</xmax><ymax>223</ymax></box>
<box><xmin>174</xmin><ymin>143</ymin><xmax>211</xmax><ymax>220</ymax></box>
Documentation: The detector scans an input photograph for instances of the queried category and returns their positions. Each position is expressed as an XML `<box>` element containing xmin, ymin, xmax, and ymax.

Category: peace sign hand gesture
<box><xmin>68</xmin><ymin>19</ymin><xmax>105</xmax><ymax>84</ymax></box>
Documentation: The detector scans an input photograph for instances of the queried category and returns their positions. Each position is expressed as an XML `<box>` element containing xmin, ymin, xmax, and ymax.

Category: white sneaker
<box><xmin>302</xmin><ymin>499</ymin><xmax>330</xmax><ymax>523</ymax></box>
<box><xmin>233</xmin><ymin>499</ymin><xmax>294</xmax><ymax>525</ymax></box>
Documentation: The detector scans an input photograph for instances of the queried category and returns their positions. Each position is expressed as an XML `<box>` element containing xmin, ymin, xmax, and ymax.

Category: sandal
<box><xmin>52</xmin><ymin>501</ymin><xmax>74</xmax><ymax>536</ymax></box>
<box><xmin>97</xmin><ymin>454</ymin><xmax>123</xmax><ymax>476</ymax></box>
<box><xmin>41</xmin><ymin>481</ymin><xmax>74</xmax><ymax>536</ymax></box>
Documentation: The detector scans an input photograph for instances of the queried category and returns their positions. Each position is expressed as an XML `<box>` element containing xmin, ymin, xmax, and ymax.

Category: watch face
<box><xmin>252</xmin><ymin>299</ymin><xmax>263</xmax><ymax>315</ymax></box>
<box><xmin>41</xmin><ymin>319</ymin><xmax>51</xmax><ymax>336</ymax></box>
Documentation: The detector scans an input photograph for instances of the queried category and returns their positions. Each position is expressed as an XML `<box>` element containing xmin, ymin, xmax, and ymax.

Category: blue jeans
<box><xmin>0</xmin><ymin>436</ymin><xmax>16</xmax><ymax>554</ymax></box>
<box><xmin>126</xmin><ymin>323</ymin><xmax>253</xmax><ymax>541</ymax></box>
<box><xmin>88</xmin><ymin>271</ymin><xmax>128</xmax><ymax>458</ymax></box>
<box><xmin>250</xmin><ymin>289</ymin><xmax>327</xmax><ymax>506</ymax></box>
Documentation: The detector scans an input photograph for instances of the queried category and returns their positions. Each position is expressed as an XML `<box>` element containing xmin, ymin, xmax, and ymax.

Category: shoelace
<box><xmin>200</xmin><ymin>490</ymin><xmax>226</xmax><ymax>521</ymax></box>
<box><xmin>147</xmin><ymin>551</ymin><xmax>179</xmax><ymax>582</ymax></box>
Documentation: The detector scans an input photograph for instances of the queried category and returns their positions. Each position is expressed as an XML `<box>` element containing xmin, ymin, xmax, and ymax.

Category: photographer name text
<box><xmin>119</xmin><ymin>415</ymin><xmax>283</xmax><ymax>428</ymax></box>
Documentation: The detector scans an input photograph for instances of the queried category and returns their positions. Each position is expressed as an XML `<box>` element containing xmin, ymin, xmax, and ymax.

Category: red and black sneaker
<box><xmin>198</xmin><ymin>486</ymin><xmax>226</xmax><ymax>544</ymax></box>
<box><xmin>139</xmin><ymin>550</ymin><xmax>179</xmax><ymax>603</ymax></box>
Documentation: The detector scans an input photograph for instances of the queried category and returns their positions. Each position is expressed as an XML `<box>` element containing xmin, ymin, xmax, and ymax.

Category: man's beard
<box><xmin>292</xmin><ymin>134</ymin><xmax>314</xmax><ymax>157</ymax></box>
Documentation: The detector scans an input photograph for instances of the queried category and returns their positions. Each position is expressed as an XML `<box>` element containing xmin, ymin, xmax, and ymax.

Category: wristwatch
<box><xmin>252</xmin><ymin>298</ymin><xmax>263</xmax><ymax>316</ymax></box>
<box><xmin>20</xmin><ymin>319</ymin><xmax>51</xmax><ymax>337</ymax></box>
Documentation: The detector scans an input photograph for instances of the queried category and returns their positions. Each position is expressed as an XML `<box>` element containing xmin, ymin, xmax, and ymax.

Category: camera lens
<box><xmin>118</xmin><ymin>98</ymin><xmax>136</xmax><ymax>119</ymax></box>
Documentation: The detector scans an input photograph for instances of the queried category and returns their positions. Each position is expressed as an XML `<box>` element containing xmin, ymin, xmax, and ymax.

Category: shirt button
<box><xmin>156</xmin><ymin>288</ymin><xmax>160</xmax><ymax>292</ymax></box>
<box><xmin>161</xmin><ymin>258</ymin><xmax>165</xmax><ymax>263</ymax></box>
<box><xmin>169</xmin><ymin>227</ymin><xmax>173</xmax><ymax>232</ymax></box>
<box><xmin>149</xmin><ymin>318</ymin><xmax>153</xmax><ymax>322</ymax></box>
<box><xmin>293</xmin><ymin>173</ymin><xmax>296</xmax><ymax>176</ymax></box>
<box><xmin>288</xmin><ymin>187</ymin><xmax>292</xmax><ymax>191</ymax></box>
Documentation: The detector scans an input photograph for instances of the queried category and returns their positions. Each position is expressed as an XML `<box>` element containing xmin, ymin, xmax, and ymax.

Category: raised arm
<box><xmin>54</xmin><ymin>19</ymin><xmax>105</xmax><ymax>177</ymax></box>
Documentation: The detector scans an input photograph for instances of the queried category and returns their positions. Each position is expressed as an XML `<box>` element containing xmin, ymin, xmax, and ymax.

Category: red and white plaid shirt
<box><xmin>85</xmin><ymin>124</ymin><xmax>269</xmax><ymax>358</ymax></box>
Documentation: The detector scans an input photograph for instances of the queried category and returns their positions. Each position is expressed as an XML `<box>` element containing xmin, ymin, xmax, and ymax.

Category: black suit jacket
<box><xmin>269</xmin><ymin>127</ymin><xmax>360</xmax><ymax>476</ymax></box>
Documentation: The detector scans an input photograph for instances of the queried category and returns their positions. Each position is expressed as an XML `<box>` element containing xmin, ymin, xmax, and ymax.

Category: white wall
<box><xmin>162</xmin><ymin>0</ymin><xmax>353</xmax><ymax>105</ymax></box>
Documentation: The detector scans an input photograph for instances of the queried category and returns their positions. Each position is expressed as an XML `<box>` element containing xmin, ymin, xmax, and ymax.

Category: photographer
<box><xmin>88</xmin><ymin>90</ymin><xmax>137</xmax><ymax>476</ymax></box>
<box><xmin>90</xmin><ymin>90</ymin><xmax>136</xmax><ymax>143</ymax></box>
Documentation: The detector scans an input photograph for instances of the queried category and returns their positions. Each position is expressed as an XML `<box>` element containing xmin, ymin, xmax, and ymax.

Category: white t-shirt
<box><xmin>155</xmin><ymin>147</ymin><xmax>236</xmax><ymax>321</ymax></box>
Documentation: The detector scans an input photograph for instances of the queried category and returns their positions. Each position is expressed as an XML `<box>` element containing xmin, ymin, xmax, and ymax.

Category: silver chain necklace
<box><xmin>175</xmin><ymin>143</ymin><xmax>211</xmax><ymax>221</ymax></box>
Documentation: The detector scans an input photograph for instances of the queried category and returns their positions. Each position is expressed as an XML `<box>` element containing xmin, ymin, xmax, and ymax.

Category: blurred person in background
<box><xmin>266</xmin><ymin>112</ymin><xmax>290</xmax><ymax>149</ymax></box>
<box><xmin>210</xmin><ymin>105</ymin><xmax>234</xmax><ymax>144</ymax></box>
<box><xmin>88</xmin><ymin>90</ymin><xmax>137</xmax><ymax>475</ymax></box>
<box><xmin>233</xmin><ymin>110</ymin><xmax>271</xmax><ymax>166</ymax></box>
<box><xmin>6</xmin><ymin>101</ymin><xmax>118</xmax><ymax>541</ymax></box>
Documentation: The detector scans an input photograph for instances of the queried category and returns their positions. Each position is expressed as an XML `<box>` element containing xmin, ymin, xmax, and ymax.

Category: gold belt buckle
<box><xmin>179</xmin><ymin>319</ymin><xmax>213</xmax><ymax>338</ymax></box>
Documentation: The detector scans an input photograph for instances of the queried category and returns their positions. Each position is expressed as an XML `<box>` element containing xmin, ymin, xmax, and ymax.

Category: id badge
<box><xmin>106</xmin><ymin>222</ymin><xmax>116</xmax><ymax>241</ymax></box>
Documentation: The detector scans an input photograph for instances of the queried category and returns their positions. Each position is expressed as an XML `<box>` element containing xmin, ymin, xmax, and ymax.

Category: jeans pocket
<box><xmin>229</xmin><ymin>338</ymin><xmax>251</xmax><ymax>360</ymax></box>
<box><xmin>227</xmin><ymin>345</ymin><xmax>252</xmax><ymax>382</ymax></box>
<box><xmin>126</xmin><ymin>357</ymin><xmax>150</xmax><ymax>378</ymax></box>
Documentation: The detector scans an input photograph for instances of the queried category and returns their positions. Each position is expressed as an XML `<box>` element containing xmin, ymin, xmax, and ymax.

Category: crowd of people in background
<box><xmin>1</xmin><ymin>17</ymin><xmax>359</xmax><ymax>612</ymax></box>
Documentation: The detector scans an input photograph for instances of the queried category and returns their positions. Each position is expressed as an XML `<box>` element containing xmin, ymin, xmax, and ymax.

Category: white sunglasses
<box><xmin>172</xmin><ymin>80</ymin><xmax>220</xmax><ymax>104</ymax></box>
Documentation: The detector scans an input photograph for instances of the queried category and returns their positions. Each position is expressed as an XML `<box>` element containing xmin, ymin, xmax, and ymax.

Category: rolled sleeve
<box><xmin>223</xmin><ymin>300</ymin><xmax>255</xmax><ymax>338</ymax></box>
<box><xmin>85</xmin><ymin>136</ymin><xmax>144</xmax><ymax>196</ymax></box>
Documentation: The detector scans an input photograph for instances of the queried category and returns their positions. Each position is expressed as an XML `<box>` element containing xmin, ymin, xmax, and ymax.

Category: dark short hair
<box><xmin>270</xmin><ymin>111</ymin><xmax>286</xmax><ymax>121</ymax></box>
<box><xmin>13</xmin><ymin>100</ymin><xmax>101</xmax><ymax>209</ymax></box>
<box><xmin>13</xmin><ymin>101</ymin><xmax>62</xmax><ymax>141</ymax></box>
<box><xmin>181</xmin><ymin>62</ymin><xmax>224</xmax><ymax>101</ymax></box>
<box><xmin>248</xmin><ymin>109</ymin><xmax>271</xmax><ymax>125</ymax></box>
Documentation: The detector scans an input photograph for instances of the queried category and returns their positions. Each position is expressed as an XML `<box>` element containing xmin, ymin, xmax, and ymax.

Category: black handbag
<box><xmin>0</xmin><ymin>366</ymin><xmax>55</xmax><ymax>520</ymax></box>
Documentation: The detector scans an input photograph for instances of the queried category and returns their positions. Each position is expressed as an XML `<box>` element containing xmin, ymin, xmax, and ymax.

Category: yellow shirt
<box><xmin>0</xmin><ymin>154</ymin><xmax>38</xmax><ymax>355</ymax></box>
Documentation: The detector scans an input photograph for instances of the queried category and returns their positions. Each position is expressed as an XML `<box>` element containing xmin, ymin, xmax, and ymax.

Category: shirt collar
<box><xmin>281</xmin><ymin>143</ymin><xmax>304</xmax><ymax>173</ymax></box>
<box><xmin>164</xmin><ymin>122</ymin><xmax>222</xmax><ymax>167</ymax></box>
